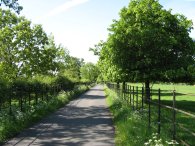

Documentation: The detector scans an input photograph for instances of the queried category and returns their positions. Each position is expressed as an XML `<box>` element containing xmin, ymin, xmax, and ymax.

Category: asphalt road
<box><xmin>4</xmin><ymin>85</ymin><xmax>115</xmax><ymax>146</ymax></box>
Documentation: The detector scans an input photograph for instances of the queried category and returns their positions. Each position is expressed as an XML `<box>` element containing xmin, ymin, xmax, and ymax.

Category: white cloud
<box><xmin>39</xmin><ymin>0</ymin><xmax>89</xmax><ymax>20</ymax></box>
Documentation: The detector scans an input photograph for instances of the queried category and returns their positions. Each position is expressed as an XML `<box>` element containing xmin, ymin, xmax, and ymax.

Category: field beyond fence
<box><xmin>107</xmin><ymin>83</ymin><xmax>195</xmax><ymax>146</ymax></box>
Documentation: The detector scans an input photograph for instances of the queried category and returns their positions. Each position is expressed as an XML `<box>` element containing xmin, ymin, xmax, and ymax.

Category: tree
<box><xmin>97</xmin><ymin>0</ymin><xmax>195</xmax><ymax>99</ymax></box>
<box><xmin>61</xmin><ymin>56</ymin><xmax>84</xmax><ymax>82</ymax></box>
<box><xmin>43</xmin><ymin>34</ymin><xmax>70</xmax><ymax>75</ymax></box>
<box><xmin>80</xmin><ymin>63</ymin><xmax>99</xmax><ymax>82</ymax></box>
<box><xmin>0</xmin><ymin>9</ymin><xmax>60</xmax><ymax>79</ymax></box>
<box><xmin>0</xmin><ymin>0</ymin><xmax>22</xmax><ymax>13</ymax></box>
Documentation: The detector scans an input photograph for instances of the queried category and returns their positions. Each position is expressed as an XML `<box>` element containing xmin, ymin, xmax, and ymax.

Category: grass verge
<box><xmin>0</xmin><ymin>84</ymin><xmax>92</xmax><ymax>144</ymax></box>
<box><xmin>105</xmin><ymin>86</ymin><xmax>176</xmax><ymax>146</ymax></box>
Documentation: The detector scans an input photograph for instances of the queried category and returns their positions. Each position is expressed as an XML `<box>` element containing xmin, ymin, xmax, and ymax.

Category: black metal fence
<box><xmin>107</xmin><ymin>83</ymin><xmax>195</xmax><ymax>146</ymax></box>
<box><xmin>0</xmin><ymin>84</ymin><xmax>71</xmax><ymax>115</ymax></box>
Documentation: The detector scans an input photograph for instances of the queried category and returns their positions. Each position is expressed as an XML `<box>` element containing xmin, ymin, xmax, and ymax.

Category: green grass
<box><xmin>105</xmin><ymin>87</ymin><xmax>174</xmax><ymax>146</ymax></box>
<box><xmin>0</xmin><ymin>84</ymin><xmax>91</xmax><ymax>144</ymax></box>
<box><xmin>126</xmin><ymin>83</ymin><xmax>195</xmax><ymax>114</ymax></box>
<box><xmin>128</xmin><ymin>82</ymin><xmax>195</xmax><ymax>101</ymax></box>
<box><xmin>111</xmin><ymin>83</ymin><xmax>195</xmax><ymax>145</ymax></box>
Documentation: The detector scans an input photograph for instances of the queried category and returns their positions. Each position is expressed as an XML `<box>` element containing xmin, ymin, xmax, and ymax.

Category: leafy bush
<box><xmin>54</xmin><ymin>75</ymin><xmax>74</xmax><ymax>91</ymax></box>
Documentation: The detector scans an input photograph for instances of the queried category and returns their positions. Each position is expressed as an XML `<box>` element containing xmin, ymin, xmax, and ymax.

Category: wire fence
<box><xmin>107</xmin><ymin>83</ymin><xmax>195</xmax><ymax>146</ymax></box>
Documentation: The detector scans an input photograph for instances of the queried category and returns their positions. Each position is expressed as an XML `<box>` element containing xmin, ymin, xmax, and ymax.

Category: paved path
<box><xmin>4</xmin><ymin>85</ymin><xmax>114</xmax><ymax>146</ymax></box>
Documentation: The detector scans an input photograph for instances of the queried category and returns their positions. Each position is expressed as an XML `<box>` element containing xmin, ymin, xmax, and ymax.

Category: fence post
<box><xmin>122</xmin><ymin>83</ymin><xmax>125</xmax><ymax>100</ymax></box>
<box><xmin>46</xmin><ymin>85</ymin><xmax>49</xmax><ymax>102</ymax></box>
<box><xmin>35</xmin><ymin>87</ymin><xmax>38</xmax><ymax>104</ymax></box>
<box><xmin>136</xmin><ymin>86</ymin><xmax>138</xmax><ymax>110</ymax></box>
<box><xmin>133</xmin><ymin>86</ymin><xmax>135</xmax><ymax>110</ymax></box>
<box><xmin>130</xmin><ymin>86</ymin><xmax>132</xmax><ymax>106</ymax></box>
<box><xmin>9</xmin><ymin>87</ymin><xmax>12</xmax><ymax>115</ymax></box>
<box><xmin>117</xmin><ymin>82</ymin><xmax>119</xmax><ymax>97</ymax></box>
<box><xmin>173</xmin><ymin>90</ymin><xmax>176</xmax><ymax>141</ymax></box>
<box><xmin>127</xmin><ymin>85</ymin><xmax>130</xmax><ymax>104</ymax></box>
<box><xmin>0</xmin><ymin>97</ymin><xmax>1</xmax><ymax>112</ymax></box>
<box><xmin>41</xmin><ymin>85</ymin><xmax>44</xmax><ymax>101</ymax></box>
<box><xmin>125</xmin><ymin>84</ymin><xmax>127</xmax><ymax>101</ymax></box>
<box><xmin>142</xmin><ymin>87</ymin><xmax>144</xmax><ymax>111</ymax></box>
<box><xmin>148</xmin><ymin>87</ymin><xmax>151</xmax><ymax>128</ymax></box>
<box><xmin>20</xmin><ymin>89</ymin><xmax>23</xmax><ymax>112</ymax></box>
<box><xmin>158</xmin><ymin>88</ymin><xmax>161</xmax><ymax>135</ymax></box>
<box><xmin>28</xmin><ymin>86</ymin><xmax>31</xmax><ymax>105</ymax></box>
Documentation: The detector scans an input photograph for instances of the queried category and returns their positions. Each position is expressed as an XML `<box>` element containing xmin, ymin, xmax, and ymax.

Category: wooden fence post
<box><xmin>9</xmin><ymin>87</ymin><xmax>12</xmax><ymax>115</ymax></box>
<box><xmin>133</xmin><ymin>86</ymin><xmax>135</xmax><ymax>110</ymax></box>
<box><xmin>173</xmin><ymin>90</ymin><xmax>176</xmax><ymax>140</ymax></box>
<box><xmin>158</xmin><ymin>88</ymin><xmax>161</xmax><ymax>135</ymax></box>
<box><xmin>130</xmin><ymin>86</ymin><xmax>132</xmax><ymax>106</ymax></box>
<box><xmin>148</xmin><ymin>87</ymin><xmax>151</xmax><ymax>128</ymax></box>
<box><xmin>20</xmin><ymin>89</ymin><xmax>23</xmax><ymax>112</ymax></box>
<box><xmin>128</xmin><ymin>85</ymin><xmax>130</xmax><ymax>104</ymax></box>
<box><xmin>142</xmin><ymin>87</ymin><xmax>144</xmax><ymax>111</ymax></box>
<box><xmin>136</xmin><ymin>86</ymin><xmax>138</xmax><ymax>110</ymax></box>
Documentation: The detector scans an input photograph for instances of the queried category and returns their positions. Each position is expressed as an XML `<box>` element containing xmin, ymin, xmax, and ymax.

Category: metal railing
<box><xmin>107</xmin><ymin>83</ymin><xmax>195</xmax><ymax>145</ymax></box>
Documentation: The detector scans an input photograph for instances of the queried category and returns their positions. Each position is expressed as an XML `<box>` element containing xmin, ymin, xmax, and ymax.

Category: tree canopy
<box><xmin>0</xmin><ymin>0</ymin><xmax>22</xmax><ymax>13</ymax></box>
<box><xmin>0</xmin><ymin>8</ymin><xmax>86</xmax><ymax>83</ymax></box>
<box><xmin>95</xmin><ymin>0</ymin><xmax>195</xmax><ymax>86</ymax></box>
<box><xmin>80</xmin><ymin>63</ymin><xmax>99</xmax><ymax>82</ymax></box>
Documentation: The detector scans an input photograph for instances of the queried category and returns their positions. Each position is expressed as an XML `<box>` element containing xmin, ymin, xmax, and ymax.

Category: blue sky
<box><xmin>18</xmin><ymin>0</ymin><xmax>195</xmax><ymax>63</ymax></box>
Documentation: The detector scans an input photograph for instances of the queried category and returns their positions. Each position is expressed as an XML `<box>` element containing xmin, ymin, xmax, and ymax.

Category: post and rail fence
<box><xmin>107</xmin><ymin>83</ymin><xmax>195</xmax><ymax>146</ymax></box>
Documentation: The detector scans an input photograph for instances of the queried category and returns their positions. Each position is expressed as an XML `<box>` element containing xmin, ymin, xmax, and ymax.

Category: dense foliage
<box><xmin>93</xmin><ymin>0</ymin><xmax>195</xmax><ymax>87</ymax></box>
<box><xmin>0</xmin><ymin>8</ymin><xmax>94</xmax><ymax>85</ymax></box>
<box><xmin>0</xmin><ymin>7</ymin><xmax>98</xmax><ymax>112</ymax></box>
<box><xmin>80</xmin><ymin>62</ymin><xmax>99</xmax><ymax>82</ymax></box>
<box><xmin>0</xmin><ymin>6</ymin><xmax>97</xmax><ymax>143</ymax></box>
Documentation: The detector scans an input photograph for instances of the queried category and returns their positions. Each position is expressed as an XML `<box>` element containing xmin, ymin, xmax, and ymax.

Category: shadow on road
<box><xmin>5</xmin><ymin>85</ymin><xmax>114</xmax><ymax>146</ymax></box>
<box><xmin>32</xmin><ymin>106</ymin><xmax>114</xmax><ymax>146</ymax></box>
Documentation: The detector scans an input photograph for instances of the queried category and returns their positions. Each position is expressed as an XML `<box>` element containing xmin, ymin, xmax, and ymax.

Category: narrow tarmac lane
<box><xmin>4</xmin><ymin>85</ymin><xmax>115</xmax><ymax>146</ymax></box>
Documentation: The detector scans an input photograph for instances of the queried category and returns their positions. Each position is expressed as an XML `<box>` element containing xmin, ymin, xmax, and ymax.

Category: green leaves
<box><xmin>97</xmin><ymin>0</ymin><xmax>195</xmax><ymax>83</ymax></box>
<box><xmin>0</xmin><ymin>0</ymin><xmax>23</xmax><ymax>14</ymax></box>
<box><xmin>80</xmin><ymin>63</ymin><xmax>99</xmax><ymax>82</ymax></box>
<box><xmin>0</xmin><ymin>9</ymin><xmax>61</xmax><ymax>79</ymax></box>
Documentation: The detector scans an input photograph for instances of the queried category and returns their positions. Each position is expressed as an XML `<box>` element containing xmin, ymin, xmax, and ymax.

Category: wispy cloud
<box><xmin>39</xmin><ymin>0</ymin><xmax>89</xmax><ymax>20</ymax></box>
<box><xmin>185</xmin><ymin>0</ymin><xmax>195</xmax><ymax>1</ymax></box>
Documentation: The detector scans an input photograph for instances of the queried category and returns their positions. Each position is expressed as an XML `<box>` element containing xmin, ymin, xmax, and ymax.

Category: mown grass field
<box><xmin>128</xmin><ymin>83</ymin><xmax>195</xmax><ymax>114</ymax></box>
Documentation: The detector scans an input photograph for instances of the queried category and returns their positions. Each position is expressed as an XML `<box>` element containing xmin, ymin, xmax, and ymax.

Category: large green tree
<box><xmin>96</xmin><ymin>0</ymin><xmax>195</xmax><ymax>98</ymax></box>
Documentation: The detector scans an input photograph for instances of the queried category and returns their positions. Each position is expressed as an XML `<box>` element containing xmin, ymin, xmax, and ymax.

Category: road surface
<box><xmin>4</xmin><ymin>85</ymin><xmax>114</xmax><ymax>146</ymax></box>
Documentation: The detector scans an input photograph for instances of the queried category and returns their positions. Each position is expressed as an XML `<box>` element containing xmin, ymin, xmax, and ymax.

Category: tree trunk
<box><xmin>145</xmin><ymin>80</ymin><xmax>150</xmax><ymax>102</ymax></box>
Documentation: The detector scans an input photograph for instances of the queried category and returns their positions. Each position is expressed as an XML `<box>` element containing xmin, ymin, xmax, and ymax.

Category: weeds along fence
<box><xmin>107</xmin><ymin>83</ymin><xmax>195</xmax><ymax>146</ymax></box>
<box><xmin>0</xmin><ymin>84</ymin><xmax>68</xmax><ymax>115</ymax></box>
<box><xmin>0</xmin><ymin>80</ymin><xmax>93</xmax><ymax>116</ymax></box>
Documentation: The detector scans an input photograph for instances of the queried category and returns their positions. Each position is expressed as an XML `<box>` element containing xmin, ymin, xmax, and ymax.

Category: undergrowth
<box><xmin>0</xmin><ymin>85</ymin><xmax>91</xmax><ymax>144</ymax></box>
<box><xmin>105</xmin><ymin>87</ymin><xmax>176</xmax><ymax>146</ymax></box>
